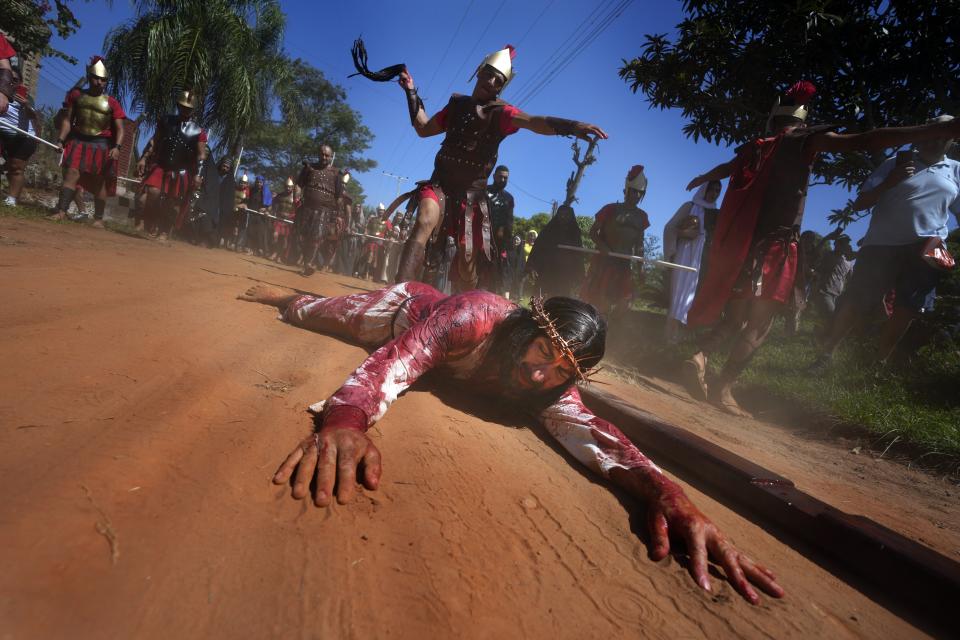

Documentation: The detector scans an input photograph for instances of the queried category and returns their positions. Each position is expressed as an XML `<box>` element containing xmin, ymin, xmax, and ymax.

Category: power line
<box><xmin>514</xmin><ymin>0</ymin><xmax>632</xmax><ymax>108</ymax></box>
<box><xmin>510</xmin><ymin>179</ymin><xmax>553</xmax><ymax>204</ymax></box>
<box><xmin>506</xmin><ymin>0</ymin><xmax>615</xmax><ymax>103</ymax></box>
<box><xmin>515</xmin><ymin>0</ymin><xmax>557</xmax><ymax>48</ymax></box>
<box><xmin>379</xmin><ymin>0</ymin><xmax>476</xmax><ymax>186</ymax></box>
<box><xmin>434</xmin><ymin>0</ymin><xmax>507</xmax><ymax>104</ymax></box>
<box><xmin>38</xmin><ymin>61</ymin><xmax>79</xmax><ymax>92</ymax></box>
<box><xmin>422</xmin><ymin>0</ymin><xmax>476</xmax><ymax>100</ymax></box>
<box><xmin>525</xmin><ymin>1</ymin><xmax>633</xmax><ymax>107</ymax></box>
<box><xmin>397</xmin><ymin>0</ymin><xmax>507</xmax><ymax>174</ymax></box>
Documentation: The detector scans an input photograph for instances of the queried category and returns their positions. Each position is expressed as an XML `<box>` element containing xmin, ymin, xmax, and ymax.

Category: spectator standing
<box><xmin>816</xmin><ymin>115</ymin><xmax>960</xmax><ymax>366</ymax></box>
<box><xmin>0</xmin><ymin>85</ymin><xmax>41</xmax><ymax>206</ymax></box>
<box><xmin>662</xmin><ymin>181</ymin><xmax>722</xmax><ymax>343</ymax></box>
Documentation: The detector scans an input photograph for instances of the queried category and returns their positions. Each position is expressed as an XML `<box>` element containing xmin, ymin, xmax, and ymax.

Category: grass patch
<box><xmin>610</xmin><ymin>307</ymin><xmax>960</xmax><ymax>471</ymax></box>
<box><xmin>0</xmin><ymin>202</ymin><xmax>150</xmax><ymax>239</ymax></box>
<box><xmin>0</xmin><ymin>202</ymin><xmax>52</xmax><ymax>220</ymax></box>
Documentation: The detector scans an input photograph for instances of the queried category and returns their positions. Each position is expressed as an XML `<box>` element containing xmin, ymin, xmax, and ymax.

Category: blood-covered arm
<box><xmin>539</xmin><ymin>386</ymin><xmax>784</xmax><ymax>604</ymax></box>
<box><xmin>273</xmin><ymin>297</ymin><xmax>498</xmax><ymax>507</ymax></box>
<box><xmin>508</xmin><ymin>109</ymin><xmax>607</xmax><ymax>141</ymax></box>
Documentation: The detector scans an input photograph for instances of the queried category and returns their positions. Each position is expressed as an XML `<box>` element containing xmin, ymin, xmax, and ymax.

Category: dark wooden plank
<box><xmin>580</xmin><ymin>386</ymin><xmax>960</xmax><ymax>630</ymax></box>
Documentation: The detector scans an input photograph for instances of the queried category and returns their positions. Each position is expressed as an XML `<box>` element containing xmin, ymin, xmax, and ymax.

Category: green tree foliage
<box><xmin>513</xmin><ymin>212</ymin><xmax>551</xmax><ymax>240</ymax></box>
<box><xmin>103</xmin><ymin>0</ymin><xmax>288</xmax><ymax>153</ymax></box>
<box><xmin>576</xmin><ymin>215</ymin><xmax>595</xmax><ymax>249</ymax></box>
<box><xmin>620</xmin><ymin>1</ymin><xmax>959</xmax><ymax>190</ymax></box>
<box><xmin>0</xmin><ymin>0</ymin><xmax>82</xmax><ymax>62</ymax></box>
<box><xmin>242</xmin><ymin>59</ymin><xmax>375</xmax><ymax>195</ymax></box>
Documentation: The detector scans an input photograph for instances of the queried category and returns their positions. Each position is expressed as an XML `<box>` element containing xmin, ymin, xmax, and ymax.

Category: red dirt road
<box><xmin>0</xmin><ymin>217</ymin><xmax>949</xmax><ymax>638</ymax></box>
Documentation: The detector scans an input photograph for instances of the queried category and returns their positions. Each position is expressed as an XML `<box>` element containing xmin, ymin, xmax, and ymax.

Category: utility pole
<box><xmin>563</xmin><ymin>138</ymin><xmax>599</xmax><ymax>207</ymax></box>
<box><xmin>382</xmin><ymin>170</ymin><xmax>409</xmax><ymax>197</ymax></box>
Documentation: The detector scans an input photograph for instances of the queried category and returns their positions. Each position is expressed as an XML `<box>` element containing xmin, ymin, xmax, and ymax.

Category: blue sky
<box><xmin>37</xmin><ymin>0</ymin><xmax>892</xmax><ymax>243</ymax></box>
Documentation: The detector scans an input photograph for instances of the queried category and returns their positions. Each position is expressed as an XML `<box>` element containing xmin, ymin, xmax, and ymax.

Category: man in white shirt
<box><xmin>0</xmin><ymin>85</ymin><xmax>42</xmax><ymax>206</ymax></box>
<box><xmin>816</xmin><ymin>115</ymin><xmax>959</xmax><ymax>365</ymax></box>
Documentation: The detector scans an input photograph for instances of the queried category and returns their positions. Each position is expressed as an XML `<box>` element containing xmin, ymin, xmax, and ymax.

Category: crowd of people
<box><xmin>1</xmin><ymin>34</ymin><xmax>958</xmax><ymax>415</ymax></box>
<box><xmin>3</xmin><ymin>26</ymin><xmax>959</xmax><ymax>608</ymax></box>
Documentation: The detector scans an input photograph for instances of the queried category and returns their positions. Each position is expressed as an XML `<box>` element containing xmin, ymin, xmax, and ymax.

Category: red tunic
<box><xmin>60</xmin><ymin>91</ymin><xmax>127</xmax><ymax>195</ymax></box>
<box><xmin>0</xmin><ymin>34</ymin><xmax>16</xmax><ymax>59</ymax></box>
<box><xmin>688</xmin><ymin>132</ymin><xmax>818</xmax><ymax>325</ymax></box>
<box><xmin>281</xmin><ymin>283</ymin><xmax>659</xmax><ymax>478</ymax></box>
<box><xmin>580</xmin><ymin>203</ymin><xmax>649</xmax><ymax>312</ymax></box>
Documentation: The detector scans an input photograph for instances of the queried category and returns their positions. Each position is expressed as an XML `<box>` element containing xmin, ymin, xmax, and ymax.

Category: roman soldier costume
<box><xmin>350</xmin><ymin>38</ymin><xmax>607</xmax><ymax>292</ymax></box>
<box><xmin>580</xmin><ymin>166</ymin><xmax>650</xmax><ymax>313</ymax></box>
<box><xmin>230</xmin><ymin>173</ymin><xmax>250</xmax><ymax>250</ymax></box>
<box><xmin>272</xmin><ymin>177</ymin><xmax>298</xmax><ymax>261</ymax></box>
<box><xmin>688</xmin><ymin>81</ymin><xmax>830</xmax><ymax>326</ymax></box>
<box><xmin>141</xmin><ymin>90</ymin><xmax>207</xmax><ymax>231</ymax></box>
<box><xmin>358</xmin><ymin>209</ymin><xmax>389</xmax><ymax>280</ymax></box>
<box><xmin>406</xmin><ymin>45</ymin><xmax>520</xmax><ymax>291</ymax></box>
<box><xmin>295</xmin><ymin>158</ymin><xmax>346</xmax><ymax>276</ymax></box>
<box><xmin>56</xmin><ymin>56</ymin><xmax>126</xmax><ymax>215</ymax></box>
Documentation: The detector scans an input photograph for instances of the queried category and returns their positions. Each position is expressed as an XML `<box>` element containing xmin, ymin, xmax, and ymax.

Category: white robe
<box><xmin>663</xmin><ymin>184</ymin><xmax>719</xmax><ymax>324</ymax></box>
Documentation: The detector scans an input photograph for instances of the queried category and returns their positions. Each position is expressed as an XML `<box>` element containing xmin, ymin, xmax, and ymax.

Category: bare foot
<box><xmin>710</xmin><ymin>385</ymin><xmax>751</xmax><ymax>418</ymax></box>
<box><xmin>91</xmin><ymin>219</ymin><xmax>105</xmax><ymax>229</ymax></box>
<box><xmin>237</xmin><ymin>283</ymin><xmax>299</xmax><ymax>308</ymax></box>
<box><xmin>47</xmin><ymin>211</ymin><xmax>68</xmax><ymax>221</ymax></box>
<box><xmin>683</xmin><ymin>352</ymin><xmax>709</xmax><ymax>400</ymax></box>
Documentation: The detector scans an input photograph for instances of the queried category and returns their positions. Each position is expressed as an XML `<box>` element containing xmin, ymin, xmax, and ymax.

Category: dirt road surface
<box><xmin>1</xmin><ymin>217</ymin><xmax>954</xmax><ymax>639</ymax></box>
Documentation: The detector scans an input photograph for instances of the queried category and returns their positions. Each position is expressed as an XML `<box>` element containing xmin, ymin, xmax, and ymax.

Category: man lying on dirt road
<box><xmin>239</xmin><ymin>282</ymin><xmax>784</xmax><ymax>604</ymax></box>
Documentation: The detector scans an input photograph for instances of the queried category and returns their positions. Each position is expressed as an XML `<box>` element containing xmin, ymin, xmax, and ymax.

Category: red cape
<box><xmin>687</xmin><ymin>135</ymin><xmax>781</xmax><ymax>326</ymax></box>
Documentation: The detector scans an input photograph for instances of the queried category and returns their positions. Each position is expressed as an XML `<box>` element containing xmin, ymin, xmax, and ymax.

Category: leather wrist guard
<box><xmin>0</xmin><ymin>68</ymin><xmax>18</xmax><ymax>99</ymax></box>
<box><xmin>405</xmin><ymin>87</ymin><xmax>424</xmax><ymax>126</ymax></box>
<box><xmin>544</xmin><ymin>116</ymin><xmax>580</xmax><ymax>137</ymax></box>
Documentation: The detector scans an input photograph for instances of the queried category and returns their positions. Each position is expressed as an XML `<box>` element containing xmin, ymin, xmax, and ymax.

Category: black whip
<box><xmin>348</xmin><ymin>37</ymin><xmax>407</xmax><ymax>82</ymax></box>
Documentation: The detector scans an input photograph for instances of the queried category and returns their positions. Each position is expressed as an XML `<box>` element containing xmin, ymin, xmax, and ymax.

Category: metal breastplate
<box><xmin>431</xmin><ymin>96</ymin><xmax>507</xmax><ymax>198</ymax></box>
<box><xmin>302</xmin><ymin>165</ymin><xmax>339</xmax><ymax>210</ymax></box>
<box><xmin>74</xmin><ymin>93</ymin><xmax>112</xmax><ymax>136</ymax></box>
<box><xmin>276</xmin><ymin>193</ymin><xmax>295</xmax><ymax>217</ymax></box>
<box><xmin>366</xmin><ymin>219</ymin><xmax>386</xmax><ymax>237</ymax></box>
<box><xmin>157</xmin><ymin>115</ymin><xmax>203</xmax><ymax>170</ymax></box>
<box><xmin>605</xmin><ymin>205</ymin><xmax>647</xmax><ymax>254</ymax></box>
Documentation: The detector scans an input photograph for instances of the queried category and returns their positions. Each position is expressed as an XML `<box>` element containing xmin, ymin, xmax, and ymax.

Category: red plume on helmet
<box><xmin>784</xmin><ymin>80</ymin><xmax>816</xmax><ymax>106</ymax></box>
<box><xmin>627</xmin><ymin>165</ymin><xmax>644</xmax><ymax>181</ymax></box>
<box><xmin>89</xmin><ymin>55</ymin><xmax>104</xmax><ymax>66</ymax></box>
<box><xmin>505</xmin><ymin>44</ymin><xmax>516</xmax><ymax>60</ymax></box>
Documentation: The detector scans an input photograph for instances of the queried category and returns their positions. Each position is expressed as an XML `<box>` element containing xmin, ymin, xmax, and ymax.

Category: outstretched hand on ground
<box><xmin>273</xmin><ymin>426</ymin><xmax>382</xmax><ymax>507</ymax></box>
<box><xmin>645</xmin><ymin>480</ymin><xmax>784</xmax><ymax>604</ymax></box>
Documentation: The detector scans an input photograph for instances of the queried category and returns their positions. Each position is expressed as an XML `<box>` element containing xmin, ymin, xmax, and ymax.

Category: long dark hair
<box><xmin>488</xmin><ymin>296</ymin><xmax>606</xmax><ymax>409</ymax></box>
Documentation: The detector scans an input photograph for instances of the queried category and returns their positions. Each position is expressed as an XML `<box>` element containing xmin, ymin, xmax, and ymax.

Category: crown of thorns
<box><xmin>530</xmin><ymin>296</ymin><xmax>600</xmax><ymax>383</ymax></box>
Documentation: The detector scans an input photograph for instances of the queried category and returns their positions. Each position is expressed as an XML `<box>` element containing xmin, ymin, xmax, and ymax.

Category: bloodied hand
<box><xmin>273</xmin><ymin>426</ymin><xmax>382</xmax><ymax>506</ymax></box>
<box><xmin>611</xmin><ymin>468</ymin><xmax>785</xmax><ymax>604</ymax></box>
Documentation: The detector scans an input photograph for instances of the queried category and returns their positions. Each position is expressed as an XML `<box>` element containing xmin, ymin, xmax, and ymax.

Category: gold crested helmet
<box><xmin>87</xmin><ymin>56</ymin><xmax>108</xmax><ymax>80</ymax></box>
<box><xmin>625</xmin><ymin>165</ymin><xmax>647</xmax><ymax>194</ymax></box>
<box><xmin>376</xmin><ymin>202</ymin><xmax>386</xmax><ymax>212</ymax></box>
<box><xmin>241</xmin><ymin>173</ymin><xmax>249</xmax><ymax>184</ymax></box>
<box><xmin>286</xmin><ymin>177</ymin><xmax>294</xmax><ymax>188</ymax></box>
<box><xmin>471</xmin><ymin>44</ymin><xmax>516</xmax><ymax>90</ymax></box>
<box><xmin>766</xmin><ymin>80</ymin><xmax>817</xmax><ymax>133</ymax></box>
<box><xmin>176</xmin><ymin>89</ymin><xmax>198</xmax><ymax>109</ymax></box>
